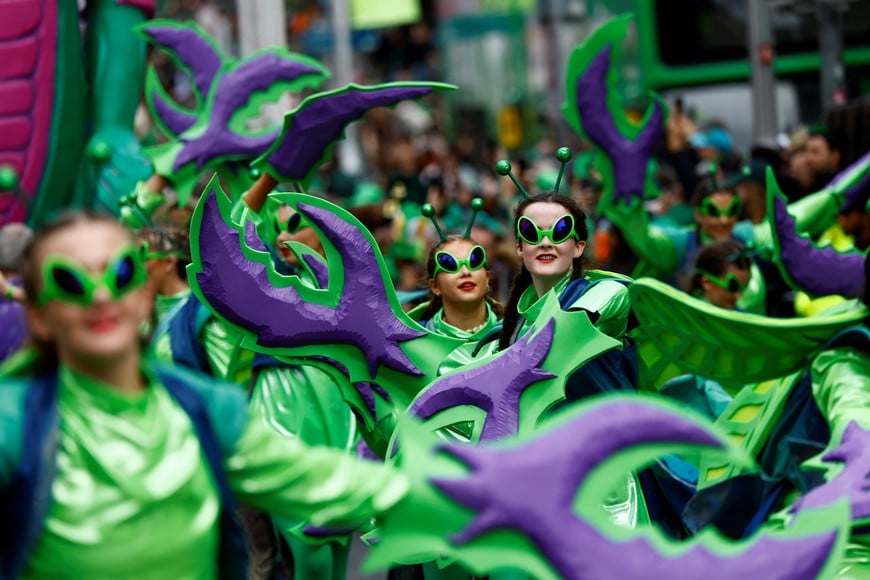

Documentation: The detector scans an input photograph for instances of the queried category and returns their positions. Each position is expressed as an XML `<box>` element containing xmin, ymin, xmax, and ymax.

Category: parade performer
<box><xmin>0</xmin><ymin>211</ymin><xmax>409</xmax><ymax>579</ymax></box>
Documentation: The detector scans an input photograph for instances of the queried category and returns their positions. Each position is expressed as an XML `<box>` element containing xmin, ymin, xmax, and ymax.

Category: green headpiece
<box><xmin>421</xmin><ymin>197</ymin><xmax>485</xmax><ymax>241</ymax></box>
<box><xmin>496</xmin><ymin>147</ymin><xmax>573</xmax><ymax>198</ymax></box>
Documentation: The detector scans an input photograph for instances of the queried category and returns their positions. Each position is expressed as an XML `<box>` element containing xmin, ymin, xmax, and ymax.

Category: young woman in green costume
<box><xmin>690</xmin><ymin>240</ymin><xmax>752</xmax><ymax>311</ymax></box>
<box><xmin>0</xmin><ymin>211</ymin><xmax>408</xmax><ymax>579</ymax></box>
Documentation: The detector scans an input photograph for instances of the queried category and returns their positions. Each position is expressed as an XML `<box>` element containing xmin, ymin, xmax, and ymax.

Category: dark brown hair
<box><xmin>690</xmin><ymin>239</ymin><xmax>751</xmax><ymax>294</ymax></box>
<box><xmin>498</xmin><ymin>193</ymin><xmax>588</xmax><ymax>350</ymax></box>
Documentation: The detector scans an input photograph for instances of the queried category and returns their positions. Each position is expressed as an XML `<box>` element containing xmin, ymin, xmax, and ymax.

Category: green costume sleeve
<box><xmin>201</xmin><ymin>318</ymin><xmax>254</xmax><ymax>384</ymax></box>
<box><xmin>599</xmin><ymin>202</ymin><xmax>682</xmax><ymax>278</ymax></box>
<box><xmin>566</xmin><ymin>279</ymin><xmax>631</xmax><ymax>340</ymax></box>
<box><xmin>811</xmin><ymin>347</ymin><xmax>870</xmax><ymax>438</ymax></box>
<box><xmin>226</xmin><ymin>407</ymin><xmax>408</xmax><ymax>527</ymax></box>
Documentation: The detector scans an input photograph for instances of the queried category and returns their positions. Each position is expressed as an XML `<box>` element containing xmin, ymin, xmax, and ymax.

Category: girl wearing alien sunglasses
<box><xmin>691</xmin><ymin>240</ymin><xmax>752</xmax><ymax>311</ymax></box>
<box><xmin>0</xmin><ymin>211</ymin><xmax>409</xmax><ymax>579</ymax></box>
<box><xmin>498</xmin><ymin>193</ymin><xmax>632</xmax><ymax>351</ymax></box>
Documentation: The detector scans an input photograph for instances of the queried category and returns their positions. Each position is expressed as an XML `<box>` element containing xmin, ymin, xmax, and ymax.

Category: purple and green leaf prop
<box><xmin>405</xmin><ymin>300</ymin><xmax>621</xmax><ymax>444</ymax></box>
<box><xmin>137</xmin><ymin>20</ymin><xmax>330</xmax><ymax>205</ymax></box>
<box><xmin>562</xmin><ymin>14</ymin><xmax>665</xmax><ymax>210</ymax></box>
<box><xmin>188</xmin><ymin>176</ymin><xmax>467</xmax><ymax>424</ymax></box>
<box><xmin>765</xmin><ymin>168</ymin><xmax>867</xmax><ymax>299</ymax></box>
<box><xmin>252</xmin><ymin>82</ymin><xmax>456</xmax><ymax>192</ymax></box>
<box><xmin>828</xmin><ymin>148</ymin><xmax>870</xmax><ymax>214</ymax></box>
<box><xmin>628</xmin><ymin>276</ymin><xmax>866</xmax><ymax>392</ymax></box>
<box><xmin>369</xmin><ymin>396</ymin><xmax>848</xmax><ymax>579</ymax></box>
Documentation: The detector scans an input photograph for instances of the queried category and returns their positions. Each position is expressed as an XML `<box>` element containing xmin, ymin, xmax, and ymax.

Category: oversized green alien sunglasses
<box><xmin>699</xmin><ymin>196</ymin><xmax>743</xmax><ymax>219</ymax></box>
<box><xmin>433</xmin><ymin>245</ymin><xmax>488</xmax><ymax>278</ymax></box>
<box><xmin>274</xmin><ymin>211</ymin><xmax>309</xmax><ymax>235</ymax></box>
<box><xmin>696</xmin><ymin>269</ymin><xmax>749</xmax><ymax>293</ymax></box>
<box><xmin>37</xmin><ymin>244</ymin><xmax>147</xmax><ymax>307</ymax></box>
<box><xmin>516</xmin><ymin>214</ymin><xmax>578</xmax><ymax>245</ymax></box>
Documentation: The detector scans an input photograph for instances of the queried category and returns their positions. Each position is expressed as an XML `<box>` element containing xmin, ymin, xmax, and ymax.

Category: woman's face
<box><xmin>515</xmin><ymin>202</ymin><xmax>585</xmax><ymax>289</ymax></box>
<box><xmin>696</xmin><ymin>191</ymin><xmax>740</xmax><ymax>241</ymax></box>
<box><xmin>27</xmin><ymin>222</ymin><xmax>153</xmax><ymax>369</ymax></box>
<box><xmin>428</xmin><ymin>238</ymin><xmax>490</xmax><ymax>309</ymax></box>
<box><xmin>700</xmin><ymin>264</ymin><xmax>750</xmax><ymax>310</ymax></box>
<box><xmin>274</xmin><ymin>205</ymin><xmax>323</xmax><ymax>267</ymax></box>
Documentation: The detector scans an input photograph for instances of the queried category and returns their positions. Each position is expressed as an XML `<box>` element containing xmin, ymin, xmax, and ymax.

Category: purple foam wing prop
<box><xmin>432</xmin><ymin>397</ymin><xmax>841</xmax><ymax>580</ymax></box>
<box><xmin>138</xmin><ymin>20</ymin><xmax>225</xmax><ymax>102</ymax></box>
<box><xmin>0</xmin><ymin>298</ymin><xmax>27</xmax><ymax>362</ymax></box>
<box><xmin>173</xmin><ymin>53</ymin><xmax>327</xmax><ymax>172</ymax></box>
<box><xmin>563</xmin><ymin>15</ymin><xmax>664</xmax><ymax>207</ymax></box>
<box><xmin>409</xmin><ymin>320</ymin><xmax>556</xmax><ymax>442</ymax></box>
<box><xmin>191</xmin><ymin>181</ymin><xmax>425</xmax><ymax>377</ymax></box>
<box><xmin>573</xmin><ymin>47</ymin><xmax>664</xmax><ymax>206</ymax></box>
<box><xmin>789</xmin><ymin>421</ymin><xmax>870</xmax><ymax>528</ymax></box>
<box><xmin>254</xmin><ymin>82</ymin><xmax>455</xmax><ymax>189</ymax></box>
<box><xmin>830</xmin><ymin>148</ymin><xmax>870</xmax><ymax>213</ymax></box>
<box><xmin>767</xmin><ymin>168</ymin><xmax>865</xmax><ymax>298</ymax></box>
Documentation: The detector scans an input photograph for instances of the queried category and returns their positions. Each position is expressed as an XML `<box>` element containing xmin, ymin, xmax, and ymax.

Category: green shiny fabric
<box><xmin>14</xmin><ymin>362</ymin><xmax>408</xmax><ymax>578</ymax></box>
<box><xmin>202</xmin><ymin>318</ymin><xmax>255</xmax><ymax>385</ymax></box>
<box><xmin>427</xmin><ymin>304</ymin><xmax>500</xmax><ymax>376</ymax></box>
<box><xmin>517</xmin><ymin>273</ymin><xmax>631</xmax><ymax>341</ymax></box>
<box><xmin>23</xmin><ymin>366</ymin><xmax>220</xmax><ymax>580</ymax></box>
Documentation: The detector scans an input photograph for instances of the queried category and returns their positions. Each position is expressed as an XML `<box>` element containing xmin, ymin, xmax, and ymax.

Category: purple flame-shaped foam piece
<box><xmin>433</xmin><ymin>399</ymin><xmax>837</xmax><ymax>580</ymax></box>
<box><xmin>409</xmin><ymin>320</ymin><xmax>556</xmax><ymax>442</ymax></box>
<box><xmin>790</xmin><ymin>422</ymin><xmax>870</xmax><ymax>526</ymax></box>
<box><xmin>300</xmin><ymin>253</ymin><xmax>329</xmax><ymax>288</ymax></box>
<box><xmin>832</xmin><ymin>149</ymin><xmax>870</xmax><ymax>213</ymax></box>
<box><xmin>141</xmin><ymin>23</ymin><xmax>224</xmax><ymax>100</ymax></box>
<box><xmin>150</xmin><ymin>92</ymin><xmax>198</xmax><ymax>136</ymax></box>
<box><xmin>772</xmin><ymin>193</ymin><xmax>865</xmax><ymax>298</ymax></box>
<box><xmin>195</xmin><ymin>186</ymin><xmax>424</xmax><ymax>376</ymax></box>
<box><xmin>575</xmin><ymin>47</ymin><xmax>664</xmax><ymax>206</ymax></box>
<box><xmin>174</xmin><ymin>54</ymin><xmax>324</xmax><ymax>171</ymax></box>
<box><xmin>262</xmin><ymin>85</ymin><xmax>438</xmax><ymax>181</ymax></box>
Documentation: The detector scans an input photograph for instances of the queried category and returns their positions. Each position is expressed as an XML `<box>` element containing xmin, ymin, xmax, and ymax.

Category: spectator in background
<box><xmin>804</xmin><ymin>124</ymin><xmax>845</xmax><ymax>194</ymax></box>
<box><xmin>732</xmin><ymin>159</ymin><xmax>769</xmax><ymax>224</ymax></box>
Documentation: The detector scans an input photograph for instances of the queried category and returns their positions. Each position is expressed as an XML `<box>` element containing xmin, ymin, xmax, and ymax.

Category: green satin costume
<box><xmin>250</xmin><ymin>363</ymin><xmax>358</xmax><ymax>580</ymax></box>
<box><xmin>0</xmin><ymin>361</ymin><xmax>408</xmax><ymax>579</ymax></box>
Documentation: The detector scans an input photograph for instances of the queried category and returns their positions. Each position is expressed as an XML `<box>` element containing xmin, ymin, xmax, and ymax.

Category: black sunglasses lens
<box><xmin>287</xmin><ymin>213</ymin><xmax>303</xmax><ymax>233</ymax></box>
<box><xmin>552</xmin><ymin>216</ymin><xmax>574</xmax><ymax>243</ymax></box>
<box><xmin>114</xmin><ymin>256</ymin><xmax>137</xmax><ymax>290</ymax></box>
<box><xmin>436</xmin><ymin>253</ymin><xmax>459</xmax><ymax>273</ymax></box>
<box><xmin>727</xmin><ymin>278</ymin><xmax>741</xmax><ymax>293</ymax></box>
<box><xmin>52</xmin><ymin>267</ymin><xmax>86</xmax><ymax>296</ymax></box>
<box><xmin>518</xmin><ymin>218</ymin><xmax>539</xmax><ymax>243</ymax></box>
<box><xmin>468</xmin><ymin>246</ymin><xmax>486</xmax><ymax>269</ymax></box>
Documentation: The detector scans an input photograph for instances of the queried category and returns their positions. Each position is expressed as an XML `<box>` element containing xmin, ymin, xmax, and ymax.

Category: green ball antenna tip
<box><xmin>249</xmin><ymin>167</ymin><xmax>261</xmax><ymax>179</ymax></box>
<box><xmin>0</xmin><ymin>165</ymin><xmax>18</xmax><ymax>191</ymax></box>
<box><xmin>495</xmin><ymin>160</ymin><xmax>512</xmax><ymax>176</ymax></box>
<box><xmin>556</xmin><ymin>147</ymin><xmax>572</xmax><ymax>162</ymax></box>
<box><xmin>470</xmin><ymin>197</ymin><xmax>484</xmax><ymax>211</ymax></box>
<box><xmin>421</xmin><ymin>203</ymin><xmax>435</xmax><ymax>217</ymax></box>
<box><xmin>88</xmin><ymin>141</ymin><xmax>111</xmax><ymax>163</ymax></box>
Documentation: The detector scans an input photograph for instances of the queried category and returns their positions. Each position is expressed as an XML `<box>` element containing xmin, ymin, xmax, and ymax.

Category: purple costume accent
<box><xmin>433</xmin><ymin>399</ymin><xmax>837</xmax><ymax>580</ymax></box>
<box><xmin>772</xmin><ymin>193</ymin><xmax>865</xmax><ymax>298</ymax></box>
<box><xmin>260</xmin><ymin>85</ymin><xmax>439</xmax><ymax>181</ymax></box>
<box><xmin>834</xmin><ymin>149</ymin><xmax>870</xmax><ymax>212</ymax></box>
<box><xmin>354</xmin><ymin>382</ymin><xmax>380</xmax><ymax>419</ymax></box>
<box><xmin>151</xmin><ymin>94</ymin><xmax>197</xmax><ymax>136</ymax></box>
<box><xmin>300</xmin><ymin>252</ymin><xmax>329</xmax><ymax>288</ymax></box>
<box><xmin>574</xmin><ymin>47</ymin><xmax>664</xmax><ymax>206</ymax></box>
<box><xmin>195</xmin><ymin>186</ymin><xmax>425</xmax><ymax>376</ymax></box>
<box><xmin>790</xmin><ymin>422</ymin><xmax>870</xmax><ymax>526</ymax></box>
<box><xmin>409</xmin><ymin>320</ymin><xmax>556</xmax><ymax>442</ymax></box>
<box><xmin>140</xmin><ymin>23</ymin><xmax>223</xmax><ymax>100</ymax></box>
<box><xmin>173</xmin><ymin>54</ymin><xmax>324</xmax><ymax>172</ymax></box>
<box><xmin>0</xmin><ymin>297</ymin><xmax>27</xmax><ymax>362</ymax></box>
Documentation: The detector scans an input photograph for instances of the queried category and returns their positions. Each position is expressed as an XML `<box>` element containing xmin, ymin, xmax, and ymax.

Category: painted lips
<box><xmin>458</xmin><ymin>282</ymin><xmax>477</xmax><ymax>292</ymax></box>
